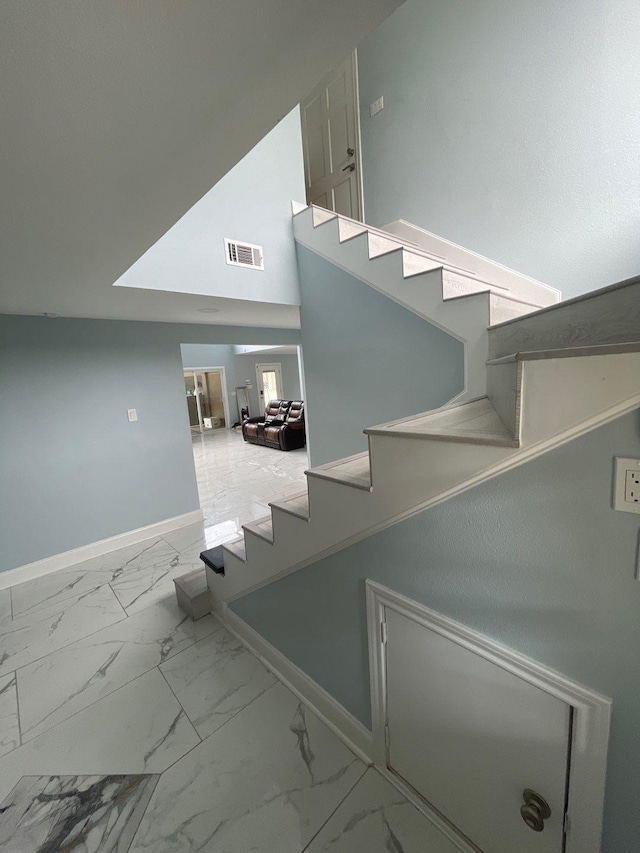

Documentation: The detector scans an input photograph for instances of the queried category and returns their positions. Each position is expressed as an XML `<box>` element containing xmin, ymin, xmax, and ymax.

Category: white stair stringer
<box><xmin>209</xmin><ymin>347</ymin><xmax>640</xmax><ymax>611</ymax></box>
<box><xmin>292</xmin><ymin>205</ymin><xmax>556</xmax><ymax>402</ymax></box>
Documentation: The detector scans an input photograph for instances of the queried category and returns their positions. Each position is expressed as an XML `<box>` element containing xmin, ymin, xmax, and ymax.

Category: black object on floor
<box><xmin>200</xmin><ymin>545</ymin><xmax>225</xmax><ymax>576</ymax></box>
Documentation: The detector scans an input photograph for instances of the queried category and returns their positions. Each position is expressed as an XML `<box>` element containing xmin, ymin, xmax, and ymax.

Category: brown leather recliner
<box><xmin>242</xmin><ymin>400</ymin><xmax>306</xmax><ymax>451</ymax></box>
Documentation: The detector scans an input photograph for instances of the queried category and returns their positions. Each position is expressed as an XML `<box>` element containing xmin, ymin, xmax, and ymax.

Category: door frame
<box><xmin>255</xmin><ymin>362</ymin><xmax>284</xmax><ymax>409</ymax></box>
<box><xmin>366</xmin><ymin>581</ymin><xmax>611</xmax><ymax>853</ymax></box>
<box><xmin>184</xmin><ymin>366</ymin><xmax>230</xmax><ymax>432</ymax></box>
<box><xmin>300</xmin><ymin>50</ymin><xmax>365</xmax><ymax>222</ymax></box>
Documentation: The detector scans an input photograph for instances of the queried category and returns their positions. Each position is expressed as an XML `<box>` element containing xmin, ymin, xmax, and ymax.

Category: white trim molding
<box><xmin>366</xmin><ymin>581</ymin><xmax>611</xmax><ymax>853</ymax></box>
<box><xmin>0</xmin><ymin>509</ymin><xmax>203</xmax><ymax>591</ymax></box>
<box><xmin>222</xmin><ymin>605</ymin><xmax>373</xmax><ymax>765</ymax></box>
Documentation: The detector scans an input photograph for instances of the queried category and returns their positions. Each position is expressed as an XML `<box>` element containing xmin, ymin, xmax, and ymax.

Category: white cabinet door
<box><xmin>300</xmin><ymin>53</ymin><xmax>362</xmax><ymax>220</ymax></box>
<box><xmin>385</xmin><ymin>608</ymin><xmax>570</xmax><ymax>853</ymax></box>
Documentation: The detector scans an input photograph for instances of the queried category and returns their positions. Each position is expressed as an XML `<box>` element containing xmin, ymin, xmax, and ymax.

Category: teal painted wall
<box><xmin>0</xmin><ymin>315</ymin><xmax>300</xmax><ymax>572</ymax></box>
<box><xmin>113</xmin><ymin>107</ymin><xmax>305</xmax><ymax>306</ymax></box>
<box><xmin>232</xmin><ymin>410</ymin><xmax>640</xmax><ymax>852</ymax></box>
<box><xmin>357</xmin><ymin>0</ymin><xmax>640</xmax><ymax>299</ymax></box>
<box><xmin>297</xmin><ymin>245</ymin><xmax>464</xmax><ymax>465</ymax></box>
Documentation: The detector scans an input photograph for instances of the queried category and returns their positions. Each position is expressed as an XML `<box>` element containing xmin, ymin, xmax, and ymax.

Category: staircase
<box><xmin>206</xmin><ymin>205</ymin><xmax>640</xmax><ymax>612</ymax></box>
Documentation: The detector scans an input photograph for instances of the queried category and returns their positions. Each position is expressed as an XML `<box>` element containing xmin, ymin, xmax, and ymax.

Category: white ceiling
<box><xmin>0</xmin><ymin>0</ymin><xmax>403</xmax><ymax>327</ymax></box>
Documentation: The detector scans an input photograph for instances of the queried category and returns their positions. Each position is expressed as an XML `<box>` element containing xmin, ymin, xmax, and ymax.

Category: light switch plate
<box><xmin>370</xmin><ymin>96</ymin><xmax>384</xmax><ymax>117</ymax></box>
<box><xmin>613</xmin><ymin>457</ymin><xmax>640</xmax><ymax>514</ymax></box>
<box><xmin>127</xmin><ymin>408</ymin><xmax>138</xmax><ymax>423</ymax></box>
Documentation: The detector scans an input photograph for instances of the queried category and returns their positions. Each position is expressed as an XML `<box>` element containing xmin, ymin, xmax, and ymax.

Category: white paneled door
<box><xmin>384</xmin><ymin>607</ymin><xmax>571</xmax><ymax>852</ymax></box>
<box><xmin>300</xmin><ymin>53</ymin><xmax>362</xmax><ymax>220</ymax></box>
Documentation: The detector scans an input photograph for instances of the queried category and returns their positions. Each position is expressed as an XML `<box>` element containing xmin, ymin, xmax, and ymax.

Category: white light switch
<box><xmin>370</xmin><ymin>96</ymin><xmax>384</xmax><ymax>117</ymax></box>
<box><xmin>127</xmin><ymin>408</ymin><xmax>138</xmax><ymax>422</ymax></box>
<box><xmin>613</xmin><ymin>457</ymin><xmax>640</xmax><ymax>514</ymax></box>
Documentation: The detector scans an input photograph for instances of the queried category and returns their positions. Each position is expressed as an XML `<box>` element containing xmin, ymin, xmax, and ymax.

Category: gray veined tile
<box><xmin>304</xmin><ymin>768</ymin><xmax>460</xmax><ymax>853</ymax></box>
<box><xmin>0</xmin><ymin>584</ymin><xmax>125</xmax><ymax>678</ymax></box>
<box><xmin>18</xmin><ymin>599</ymin><xmax>222</xmax><ymax>742</ymax></box>
<box><xmin>0</xmin><ymin>669</ymin><xmax>200</xmax><ymax>804</ymax></box>
<box><xmin>109</xmin><ymin>553</ymin><xmax>204</xmax><ymax>615</ymax></box>
<box><xmin>10</xmin><ymin>537</ymin><xmax>180</xmax><ymax>619</ymax></box>
<box><xmin>159</xmin><ymin>627</ymin><xmax>276</xmax><ymax>739</ymax></box>
<box><xmin>129</xmin><ymin>682</ymin><xmax>366</xmax><ymax>853</ymax></box>
<box><xmin>0</xmin><ymin>672</ymin><xmax>20</xmax><ymax>759</ymax></box>
<box><xmin>0</xmin><ymin>773</ymin><xmax>159</xmax><ymax>853</ymax></box>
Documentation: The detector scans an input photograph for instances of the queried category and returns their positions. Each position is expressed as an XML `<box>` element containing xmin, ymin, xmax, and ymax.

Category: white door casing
<box><xmin>300</xmin><ymin>52</ymin><xmax>363</xmax><ymax>220</ymax></box>
<box><xmin>256</xmin><ymin>362</ymin><xmax>284</xmax><ymax>409</ymax></box>
<box><xmin>366</xmin><ymin>582</ymin><xmax>611</xmax><ymax>853</ymax></box>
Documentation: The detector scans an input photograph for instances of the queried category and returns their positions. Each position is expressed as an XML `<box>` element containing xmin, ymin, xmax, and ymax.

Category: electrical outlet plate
<box><xmin>127</xmin><ymin>408</ymin><xmax>138</xmax><ymax>423</ymax></box>
<box><xmin>613</xmin><ymin>457</ymin><xmax>640</xmax><ymax>514</ymax></box>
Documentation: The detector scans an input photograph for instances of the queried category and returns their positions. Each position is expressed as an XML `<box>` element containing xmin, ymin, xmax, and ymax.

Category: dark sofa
<box><xmin>242</xmin><ymin>400</ymin><xmax>306</xmax><ymax>451</ymax></box>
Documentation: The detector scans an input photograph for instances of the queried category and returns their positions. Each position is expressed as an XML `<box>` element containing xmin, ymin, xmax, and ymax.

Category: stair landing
<box><xmin>365</xmin><ymin>398</ymin><xmax>518</xmax><ymax>447</ymax></box>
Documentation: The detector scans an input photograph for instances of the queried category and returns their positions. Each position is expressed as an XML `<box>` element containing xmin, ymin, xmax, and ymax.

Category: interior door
<box><xmin>300</xmin><ymin>53</ymin><xmax>362</xmax><ymax>219</ymax></box>
<box><xmin>256</xmin><ymin>363</ymin><xmax>283</xmax><ymax>410</ymax></box>
<box><xmin>384</xmin><ymin>607</ymin><xmax>571</xmax><ymax>853</ymax></box>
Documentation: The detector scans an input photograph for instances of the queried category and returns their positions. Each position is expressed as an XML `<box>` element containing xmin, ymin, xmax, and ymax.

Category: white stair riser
<box><xmin>486</xmin><ymin>361</ymin><xmax>521</xmax><ymax>437</ymax></box>
<box><xmin>244</xmin><ymin>530</ymin><xmax>273</xmax><ymax>565</ymax></box>
<box><xmin>368</xmin><ymin>434</ymin><xmax>514</xmax><ymax>510</ymax></box>
<box><xmin>520</xmin><ymin>352</ymin><xmax>640</xmax><ymax>446</ymax></box>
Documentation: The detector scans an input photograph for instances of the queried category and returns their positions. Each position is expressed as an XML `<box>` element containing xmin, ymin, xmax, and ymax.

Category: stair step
<box><xmin>368</xmin><ymin>232</ymin><xmax>401</xmax><ymax>259</ymax></box>
<box><xmin>487</xmin><ymin>340</ymin><xmax>640</xmax><ymax>364</ymax></box>
<box><xmin>402</xmin><ymin>250</ymin><xmax>443</xmax><ymax>279</ymax></box>
<box><xmin>338</xmin><ymin>218</ymin><xmax>368</xmax><ymax>243</ymax></box>
<box><xmin>243</xmin><ymin>516</ymin><xmax>274</xmax><ymax>544</ymax></box>
<box><xmin>306</xmin><ymin>452</ymin><xmax>372</xmax><ymax>491</ymax></box>
<box><xmin>312</xmin><ymin>207</ymin><xmax>337</xmax><ymax>227</ymax></box>
<box><xmin>365</xmin><ymin>398</ymin><xmax>518</xmax><ymax>447</ymax></box>
<box><xmin>174</xmin><ymin>569</ymin><xmax>210</xmax><ymax>621</ymax></box>
<box><xmin>223</xmin><ymin>536</ymin><xmax>246</xmax><ymax>563</ymax></box>
<box><xmin>269</xmin><ymin>491</ymin><xmax>310</xmax><ymax>521</ymax></box>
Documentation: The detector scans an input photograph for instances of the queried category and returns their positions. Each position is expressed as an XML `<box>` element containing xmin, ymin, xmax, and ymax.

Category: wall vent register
<box><xmin>224</xmin><ymin>238</ymin><xmax>264</xmax><ymax>270</ymax></box>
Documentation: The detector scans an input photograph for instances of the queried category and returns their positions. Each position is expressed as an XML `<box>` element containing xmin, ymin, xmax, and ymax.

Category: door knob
<box><xmin>342</xmin><ymin>163</ymin><xmax>355</xmax><ymax>172</ymax></box>
<box><xmin>520</xmin><ymin>789</ymin><xmax>551</xmax><ymax>832</ymax></box>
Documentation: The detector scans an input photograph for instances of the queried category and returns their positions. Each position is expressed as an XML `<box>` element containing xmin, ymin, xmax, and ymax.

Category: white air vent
<box><xmin>224</xmin><ymin>238</ymin><xmax>264</xmax><ymax>270</ymax></box>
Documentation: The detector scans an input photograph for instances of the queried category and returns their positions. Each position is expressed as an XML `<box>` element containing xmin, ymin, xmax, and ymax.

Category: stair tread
<box><xmin>366</xmin><ymin>398</ymin><xmax>517</xmax><ymax>446</ymax></box>
<box><xmin>243</xmin><ymin>516</ymin><xmax>274</xmax><ymax>543</ymax></box>
<box><xmin>306</xmin><ymin>452</ymin><xmax>372</xmax><ymax>490</ymax></box>
<box><xmin>270</xmin><ymin>491</ymin><xmax>310</xmax><ymax>520</ymax></box>
<box><xmin>223</xmin><ymin>536</ymin><xmax>246</xmax><ymax>562</ymax></box>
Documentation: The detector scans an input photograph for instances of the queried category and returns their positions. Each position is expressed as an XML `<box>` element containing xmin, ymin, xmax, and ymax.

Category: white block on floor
<box><xmin>174</xmin><ymin>570</ymin><xmax>210</xmax><ymax>621</ymax></box>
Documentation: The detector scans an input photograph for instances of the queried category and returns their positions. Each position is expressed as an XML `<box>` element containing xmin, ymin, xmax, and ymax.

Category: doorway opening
<box><xmin>180</xmin><ymin>344</ymin><xmax>309</xmax><ymax>537</ymax></box>
<box><xmin>184</xmin><ymin>367</ymin><xmax>229</xmax><ymax>435</ymax></box>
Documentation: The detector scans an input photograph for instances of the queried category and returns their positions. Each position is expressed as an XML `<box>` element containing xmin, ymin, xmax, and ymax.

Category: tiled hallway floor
<box><xmin>192</xmin><ymin>427</ymin><xmax>308</xmax><ymax>531</ymax></box>
<box><xmin>0</xmin><ymin>528</ymin><xmax>457</xmax><ymax>851</ymax></box>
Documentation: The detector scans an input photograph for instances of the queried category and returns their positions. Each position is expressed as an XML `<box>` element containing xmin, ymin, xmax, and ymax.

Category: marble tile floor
<box><xmin>191</xmin><ymin>427</ymin><xmax>308</xmax><ymax>529</ymax></box>
<box><xmin>0</xmin><ymin>524</ymin><xmax>456</xmax><ymax>852</ymax></box>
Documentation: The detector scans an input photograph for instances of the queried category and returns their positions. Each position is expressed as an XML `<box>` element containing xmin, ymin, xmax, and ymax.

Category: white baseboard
<box><xmin>223</xmin><ymin>606</ymin><xmax>373</xmax><ymax>765</ymax></box>
<box><xmin>0</xmin><ymin>509</ymin><xmax>204</xmax><ymax>591</ymax></box>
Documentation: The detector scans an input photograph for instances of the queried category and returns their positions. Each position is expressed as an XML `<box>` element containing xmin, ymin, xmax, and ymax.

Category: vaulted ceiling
<box><xmin>0</xmin><ymin>0</ymin><xmax>402</xmax><ymax>326</ymax></box>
